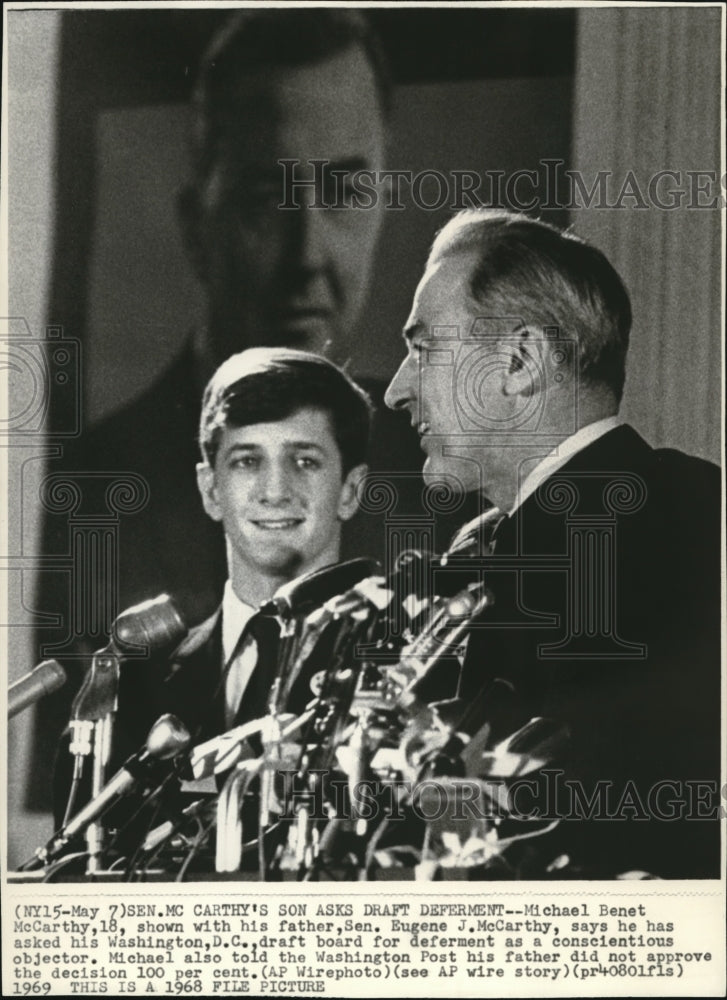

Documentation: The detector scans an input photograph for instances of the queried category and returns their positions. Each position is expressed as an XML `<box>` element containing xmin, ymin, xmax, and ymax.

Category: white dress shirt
<box><xmin>221</xmin><ymin>581</ymin><xmax>258</xmax><ymax>728</ymax></box>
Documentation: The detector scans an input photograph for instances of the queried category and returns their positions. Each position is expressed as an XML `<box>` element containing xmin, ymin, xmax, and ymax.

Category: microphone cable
<box><xmin>175</xmin><ymin>811</ymin><xmax>218</xmax><ymax>882</ymax></box>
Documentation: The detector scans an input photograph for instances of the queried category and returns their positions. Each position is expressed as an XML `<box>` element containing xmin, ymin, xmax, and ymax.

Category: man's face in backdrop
<box><xmin>181</xmin><ymin>45</ymin><xmax>387</xmax><ymax>367</ymax></box>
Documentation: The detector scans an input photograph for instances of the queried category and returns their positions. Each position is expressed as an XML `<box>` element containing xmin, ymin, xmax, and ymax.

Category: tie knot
<box><xmin>244</xmin><ymin>612</ymin><xmax>280</xmax><ymax>647</ymax></box>
<box><xmin>448</xmin><ymin>507</ymin><xmax>505</xmax><ymax>556</ymax></box>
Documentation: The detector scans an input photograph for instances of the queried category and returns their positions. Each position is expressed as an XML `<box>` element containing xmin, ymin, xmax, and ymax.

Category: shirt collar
<box><xmin>512</xmin><ymin>415</ymin><xmax>623</xmax><ymax>515</ymax></box>
<box><xmin>447</xmin><ymin>416</ymin><xmax>623</xmax><ymax>548</ymax></box>
<box><xmin>221</xmin><ymin>580</ymin><xmax>256</xmax><ymax>663</ymax></box>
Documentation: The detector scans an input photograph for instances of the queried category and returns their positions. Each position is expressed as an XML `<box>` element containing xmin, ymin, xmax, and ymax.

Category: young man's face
<box><xmin>197</xmin><ymin>407</ymin><xmax>365</xmax><ymax>591</ymax></box>
<box><xmin>182</xmin><ymin>45</ymin><xmax>387</xmax><ymax>367</ymax></box>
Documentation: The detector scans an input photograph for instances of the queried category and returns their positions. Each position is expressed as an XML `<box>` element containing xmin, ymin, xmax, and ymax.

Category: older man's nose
<box><xmin>384</xmin><ymin>356</ymin><xmax>415</xmax><ymax>411</ymax></box>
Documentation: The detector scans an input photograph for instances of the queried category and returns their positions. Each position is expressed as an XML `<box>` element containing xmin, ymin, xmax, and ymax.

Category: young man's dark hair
<box><xmin>199</xmin><ymin>347</ymin><xmax>373</xmax><ymax>474</ymax></box>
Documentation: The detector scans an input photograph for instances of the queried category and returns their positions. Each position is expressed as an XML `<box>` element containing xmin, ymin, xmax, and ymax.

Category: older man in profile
<box><xmin>385</xmin><ymin>208</ymin><xmax>721</xmax><ymax>878</ymax></box>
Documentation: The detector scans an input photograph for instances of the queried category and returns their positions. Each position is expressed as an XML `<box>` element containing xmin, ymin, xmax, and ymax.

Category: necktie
<box><xmin>231</xmin><ymin>613</ymin><xmax>281</xmax><ymax>727</ymax></box>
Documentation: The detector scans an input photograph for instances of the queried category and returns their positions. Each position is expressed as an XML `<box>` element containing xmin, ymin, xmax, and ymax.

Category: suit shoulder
<box><xmin>652</xmin><ymin>447</ymin><xmax>720</xmax><ymax>506</ymax></box>
<box><xmin>653</xmin><ymin>446</ymin><xmax>719</xmax><ymax>478</ymax></box>
<box><xmin>172</xmin><ymin>610</ymin><xmax>221</xmax><ymax>660</ymax></box>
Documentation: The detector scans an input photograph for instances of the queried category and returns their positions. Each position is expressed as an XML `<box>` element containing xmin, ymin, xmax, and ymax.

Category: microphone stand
<box><xmin>62</xmin><ymin>594</ymin><xmax>188</xmax><ymax>875</ymax></box>
<box><xmin>25</xmin><ymin>715</ymin><xmax>191</xmax><ymax>874</ymax></box>
<box><xmin>69</xmin><ymin>650</ymin><xmax>120</xmax><ymax>874</ymax></box>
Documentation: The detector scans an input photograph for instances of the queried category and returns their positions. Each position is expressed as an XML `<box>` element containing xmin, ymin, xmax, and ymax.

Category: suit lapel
<box><xmin>164</xmin><ymin>608</ymin><xmax>225</xmax><ymax>741</ymax></box>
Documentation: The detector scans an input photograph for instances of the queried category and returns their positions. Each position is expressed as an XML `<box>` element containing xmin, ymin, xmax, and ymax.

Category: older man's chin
<box><xmin>421</xmin><ymin>457</ymin><xmax>478</xmax><ymax>497</ymax></box>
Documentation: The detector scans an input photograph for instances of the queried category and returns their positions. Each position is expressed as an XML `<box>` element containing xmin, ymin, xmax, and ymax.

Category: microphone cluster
<box><xmin>19</xmin><ymin>559</ymin><xmax>567</xmax><ymax>880</ymax></box>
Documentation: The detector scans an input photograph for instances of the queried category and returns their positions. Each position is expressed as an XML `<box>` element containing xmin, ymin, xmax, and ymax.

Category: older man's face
<box><xmin>385</xmin><ymin>251</ymin><xmax>525</xmax><ymax>499</ymax></box>
<box><xmin>184</xmin><ymin>45</ymin><xmax>386</xmax><ymax>366</ymax></box>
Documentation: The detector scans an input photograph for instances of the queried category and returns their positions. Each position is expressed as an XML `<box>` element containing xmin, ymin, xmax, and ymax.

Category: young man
<box><xmin>161</xmin><ymin>347</ymin><xmax>372</xmax><ymax>742</ymax></box>
<box><xmin>52</xmin><ymin>349</ymin><xmax>372</xmax><ymax>843</ymax></box>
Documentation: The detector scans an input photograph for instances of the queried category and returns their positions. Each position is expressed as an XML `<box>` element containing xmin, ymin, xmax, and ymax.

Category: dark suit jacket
<box><xmin>449</xmin><ymin>425</ymin><xmax>722</xmax><ymax>878</ymax></box>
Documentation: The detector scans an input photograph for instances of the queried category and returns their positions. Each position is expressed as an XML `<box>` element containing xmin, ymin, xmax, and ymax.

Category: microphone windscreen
<box><xmin>144</xmin><ymin>713</ymin><xmax>192</xmax><ymax>761</ymax></box>
<box><xmin>113</xmin><ymin>594</ymin><xmax>187</xmax><ymax>656</ymax></box>
<box><xmin>8</xmin><ymin>660</ymin><xmax>67</xmax><ymax>718</ymax></box>
<box><xmin>266</xmin><ymin>557</ymin><xmax>381</xmax><ymax>617</ymax></box>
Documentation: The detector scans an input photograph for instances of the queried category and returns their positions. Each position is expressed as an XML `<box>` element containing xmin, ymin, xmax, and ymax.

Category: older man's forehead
<box><xmin>412</xmin><ymin>253</ymin><xmax>477</xmax><ymax>316</ymax></box>
<box><xmin>406</xmin><ymin>259</ymin><xmax>529</xmax><ymax>345</ymax></box>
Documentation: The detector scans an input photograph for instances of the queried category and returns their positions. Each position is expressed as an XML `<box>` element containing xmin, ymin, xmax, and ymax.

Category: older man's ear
<box><xmin>501</xmin><ymin>327</ymin><xmax>549</xmax><ymax>399</ymax></box>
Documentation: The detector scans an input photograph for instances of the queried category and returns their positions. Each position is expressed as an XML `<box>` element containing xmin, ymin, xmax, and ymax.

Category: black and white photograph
<box><xmin>2</xmin><ymin>2</ymin><xmax>725</xmax><ymax>996</ymax></box>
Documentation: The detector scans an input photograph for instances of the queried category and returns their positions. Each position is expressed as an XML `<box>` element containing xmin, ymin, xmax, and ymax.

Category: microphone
<box><xmin>389</xmin><ymin>548</ymin><xmax>434</xmax><ymax>618</ymax></box>
<box><xmin>46</xmin><ymin>714</ymin><xmax>191</xmax><ymax>856</ymax></box>
<box><xmin>280</xmin><ymin>551</ymin><xmax>438</xmax><ymax>709</ymax></box>
<box><xmin>285</xmin><ymin>576</ymin><xmax>392</xmax><ymax>690</ymax></box>
<box><xmin>262</xmin><ymin>558</ymin><xmax>380</xmax><ymax>618</ymax></box>
<box><xmin>71</xmin><ymin>594</ymin><xmax>188</xmax><ymax>724</ymax></box>
<box><xmin>267</xmin><ymin>552</ymin><xmax>433</xmax><ymax>716</ymax></box>
<box><xmin>396</xmin><ymin>584</ymin><xmax>491</xmax><ymax>712</ymax></box>
<box><xmin>262</xmin><ymin>561</ymin><xmax>382</xmax><ymax>712</ymax></box>
<box><xmin>141</xmin><ymin>798</ymin><xmax>207</xmax><ymax>854</ymax></box>
<box><xmin>494</xmin><ymin>717</ymin><xmax>570</xmax><ymax>776</ymax></box>
<box><xmin>9</xmin><ymin>660</ymin><xmax>67</xmax><ymax>718</ymax></box>
<box><xmin>111</xmin><ymin>594</ymin><xmax>187</xmax><ymax>657</ymax></box>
